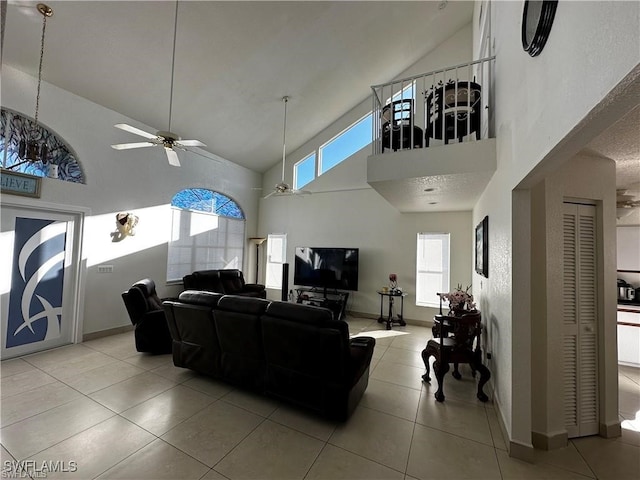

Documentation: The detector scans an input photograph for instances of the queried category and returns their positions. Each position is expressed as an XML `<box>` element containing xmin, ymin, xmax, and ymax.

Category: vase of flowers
<box><xmin>440</xmin><ymin>284</ymin><xmax>476</xmax><ymax>315</ymax></box>
<box><xmin>389</xmin><ymin>273</ymin><xmax>398</xmax><ymax>290</ymax></box>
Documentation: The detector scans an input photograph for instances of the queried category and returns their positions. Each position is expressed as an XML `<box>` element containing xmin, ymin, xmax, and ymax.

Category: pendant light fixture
<box><xmin>15</xmin><ymin>3</ymin><xmax>53</xmax><ymax>169</ymax></box>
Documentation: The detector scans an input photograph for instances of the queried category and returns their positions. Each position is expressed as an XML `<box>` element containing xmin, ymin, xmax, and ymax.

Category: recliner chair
<box><xmin>121</xmin><ymin>278</ymin><xmax>172</xmax><ymax>354</ymax></box>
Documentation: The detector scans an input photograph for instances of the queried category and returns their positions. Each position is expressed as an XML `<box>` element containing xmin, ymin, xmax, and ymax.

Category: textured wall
<box><xmin>2</xmin><ymin>66</ymin><xmax>262</xmax><ymax>335</ymax></box>
<box><xmin>474</xmin><ymin>0</ymin><xmax>639</xmax><ymax>454</ymax></box>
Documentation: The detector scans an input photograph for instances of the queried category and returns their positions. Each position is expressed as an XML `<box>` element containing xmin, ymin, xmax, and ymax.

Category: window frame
<box><xmin>293</xmin><ymin>152</ymin><xmax>316</xmax><ymax>190</ymax></box>
<box><xmin>0</xmin><ymin>107</ymin><xmax>85</xmax><ymax>183</ymax></box>
<box><xmin>265</xmin><ymin>233</ymin><xmax>287</xmax><ymax>290</ymax></box>
<box><xmin>166</xmin><ymin>188</ymin><xmax>246</xmax><ymax>284</ymax></box>
<box><xmin>318</xmin><ymin>112</ymin><xmax>373</xmax><ymax>176</ymax></box>
<box><xmin>415</xmin><ymin>232</ymin><xmax>451</xmax><ymax>308</ymax></box>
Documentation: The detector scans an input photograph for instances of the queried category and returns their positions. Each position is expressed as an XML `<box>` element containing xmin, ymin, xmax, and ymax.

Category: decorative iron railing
<box><xmin>371</xmin><ymin>56</ymin><xmax>496</xmax><ymax>155</ymax></box>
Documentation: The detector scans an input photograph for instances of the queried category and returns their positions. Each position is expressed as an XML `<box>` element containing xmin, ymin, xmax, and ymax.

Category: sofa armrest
<box><xmin>350</xmin><ymin>337</ymin><xmax>375</xmax><ymax>349</ymax></box>
<box><xmin>139</xmin><ymin>308</ymin><xmax>166</xmax><ymax>325</ymax></box>
<box><xmin>243</xmin><ymin>283</ymin><xmax>265</xmax><ymax>292</ymax></box>
<box><xmin>348</xmin><ymin>336</ymin><xmax>376</xmax><ymax>383</ymax></box>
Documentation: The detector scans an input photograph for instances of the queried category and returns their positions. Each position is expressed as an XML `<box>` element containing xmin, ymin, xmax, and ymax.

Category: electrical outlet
<box><xmin>97</xmin><ymin>265</ymin><xmax>113</xmax><ymax>273</ymax></box>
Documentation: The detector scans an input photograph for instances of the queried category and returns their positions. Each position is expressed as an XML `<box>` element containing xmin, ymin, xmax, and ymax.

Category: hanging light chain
<box><xmin>34</xmin><ymin>4</ymin><xmax>52</xmax><ymax>127</ymax></box>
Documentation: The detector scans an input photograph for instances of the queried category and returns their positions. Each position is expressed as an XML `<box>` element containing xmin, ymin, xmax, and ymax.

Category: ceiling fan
<box><xmin>263</xmin><ymin>96</ymin><xmax>311</xmax><ymax>199</ymax></box>
<box><xmin>110</xmin><ymin>1</ymin><xmax>205</xmax><ymax>167</ymax></box>
<box><xmin>616</xmin><ymin>189</ymin><xmax>640</xmax><ymax>218</ymax></box>
<box><xmin>111</xmin><ymin>124</ymin><xmax>205</xmax><ymax>167</ymax></box>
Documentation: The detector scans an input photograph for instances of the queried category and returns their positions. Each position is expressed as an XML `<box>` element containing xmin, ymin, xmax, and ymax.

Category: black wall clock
<box><xmin>522</xmin><ymin>0</ymin><xmax>558</xmax><ymax>57</ymax></box>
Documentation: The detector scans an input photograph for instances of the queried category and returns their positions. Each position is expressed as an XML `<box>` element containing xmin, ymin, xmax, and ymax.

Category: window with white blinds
<box><xmin>416</xmin><ymin>233</ymin><xmax>450</xmax><ymax>307</ymax></box>
<box><xmin>265</xmin><ymin>233</ymin><xmax>287</xmax><ymax>289</ymax></box>
<box><xmin>167</xmin><ymin>189</ymin><xmax>245</xmax><ymax>283</ymax></box>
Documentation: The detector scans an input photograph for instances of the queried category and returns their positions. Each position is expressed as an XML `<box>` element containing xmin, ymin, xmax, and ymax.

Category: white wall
<box><xmin>258</xmin><ymin>24</ymin><xmax>475</xmax><ymax>322</ymax></box>
<box><xmin>261</xmin><ymin>24</ymin><xmax>473</xmax><ymax>194</ymax></box>
<box><xmin>617</xmin><ymin>226</ymin><xmax>640</xmax><ymax>272</ymax></box>
<box><xmin>259</xmin><ymin>149</ymin><xmax>473</xmax><ymax>322</ymax></box>
<box><xmin>474</xmin><ymin>0</ymin><xmax>639</xmax><ymax>456</ymax></box>
<box><xmin>531</xmin><ymin>153</ymin><xmax>618</xmax><ymax>445</ymax></box>
<box><xmin>2</xmin><ymin>65</ymin><xmax>262</xmax><ymax>335</ymax></box>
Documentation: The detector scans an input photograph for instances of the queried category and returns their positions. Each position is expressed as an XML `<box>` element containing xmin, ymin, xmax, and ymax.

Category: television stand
<box><xmin>295</xmin><ymin>287</ymin><xmax>349</xmax><ymax>320</ymax></box>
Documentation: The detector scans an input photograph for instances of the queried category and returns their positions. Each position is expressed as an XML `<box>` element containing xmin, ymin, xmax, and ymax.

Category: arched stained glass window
<box><xmin>0</xmin><ymin>108</ymin><xmax>85</xmax><ymax>183</ymax></box>
<box><xmin>171</xmin><ymin>188</ymin><xmax>244</xmax><ymax>219</ymax></box>
<box><xmin>167</xmin><ymin>188</ymin><xmax>246</xmax><ymax>282</ymax></box>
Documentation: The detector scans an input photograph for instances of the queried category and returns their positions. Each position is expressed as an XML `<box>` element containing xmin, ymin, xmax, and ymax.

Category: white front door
<box><xmin>1</xmin><ymin>205</ymin><xmax>82</xmax><ymax>359</ymax></box>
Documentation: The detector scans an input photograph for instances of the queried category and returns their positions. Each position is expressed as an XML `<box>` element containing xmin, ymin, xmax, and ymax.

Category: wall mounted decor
<box><xmin>112</xmin><ymin>212</ymin><xmax>139</xmax><ymax>241</ymax></box>
<box><xmin>0</xmin><ymin>170</ymin><xmax>42</xmax><ymax>198</ymax></box>
<box><xmin>475</xmin><ymin>215</ymin><xmax>489</xmax><ymax>277</ymax></box>
<box><xmin>522</xmin><ymin>0</ymin><xmax>558</xmax><ymax>57</ymax></box>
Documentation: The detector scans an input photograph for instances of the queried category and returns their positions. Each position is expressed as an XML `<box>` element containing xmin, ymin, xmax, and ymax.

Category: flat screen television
<box><xmin>294</xmin><ymin>247</ymin><xmax>359</xmax><ymax>291</ymax></box>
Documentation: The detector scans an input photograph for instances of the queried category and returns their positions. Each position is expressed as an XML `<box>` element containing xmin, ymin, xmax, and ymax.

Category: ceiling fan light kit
<box><xmin>110</xmin><ymin>0</ymin><xmax>205</xmax><ymax>166</ymax></box>
<box><xmin>616</xmin><ymin>189</ymin><xmax>640</xmax><ymax>219</ymax></box>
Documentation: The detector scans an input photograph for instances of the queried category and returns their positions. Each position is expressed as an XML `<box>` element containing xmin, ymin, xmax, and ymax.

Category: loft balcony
<box><xmin>367</xmin><ymin>57</ymin><xmax>497</xmax><ymax>212</ymax></box>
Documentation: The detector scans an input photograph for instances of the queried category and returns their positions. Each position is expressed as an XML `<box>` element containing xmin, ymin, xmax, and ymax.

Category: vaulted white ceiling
<box><xmin>3</xmin><ymin>1</ymin><xmax>473</xmax><ymax>173</ymax></box>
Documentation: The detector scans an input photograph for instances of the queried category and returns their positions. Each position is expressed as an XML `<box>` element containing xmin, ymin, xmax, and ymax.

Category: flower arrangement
<box><xmin>439</xmin><ymin>284</ymin><xmax>476</xmax><ymax>312</ymax></box>
<box><xmin>389</xmin><ymin>273</ymin><xmax>398</xmax><ymax>290</ymax></box>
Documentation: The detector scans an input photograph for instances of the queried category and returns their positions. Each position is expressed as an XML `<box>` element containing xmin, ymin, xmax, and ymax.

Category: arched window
<box><xmin>0</xmin><ymin>108</ymin><xmax>85</xmax><ymax>183</ymax></box>
<box><xmin>167</xmin><ymin>188</ymin><xmax>246</xmax><ymax>282</ymax></box>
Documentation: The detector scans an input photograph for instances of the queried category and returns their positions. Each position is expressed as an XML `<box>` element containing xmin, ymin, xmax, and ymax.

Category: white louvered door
<box><xmin>562</xmin><ymin>203</ymin><xmax>599</xmax><ymax>438</ymax></box>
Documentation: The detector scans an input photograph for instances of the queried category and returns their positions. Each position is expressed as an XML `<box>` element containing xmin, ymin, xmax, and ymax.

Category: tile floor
<box><xmin>1</xmin><ymin>316</ymin><xmax>639</xmax><ymax>479</ymax></box>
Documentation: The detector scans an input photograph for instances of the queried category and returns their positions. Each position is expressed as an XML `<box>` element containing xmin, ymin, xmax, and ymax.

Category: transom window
<box><xmin>171</xmin><ymin>188</ymin><xmax>245</xmax><ymax>218</ymax></box>
<box><xmin>319</xmin><ymin>114</ymin><xmax>372</xmax><ymax>175</ymax></box>
<box><xmin>294</xmin><ymin>153</ymin><xmax>316</xmax><ymax>190</ymax></box>
<box><xmin>0</xmin><ymin>108</ymin><xmax>85</xmax><ymax>183</ymax></box>
<box><xmin>291</xmin><ymin>112</ymin><xmax>373</xmax><ymax>190</ymax></box>
<box><xmin>167</xmin><ymin>188</ymin><xmax>245</xmax><ymax>283</ymax></box>
<box><xmin>288</xmin><ymin>82</ymin><xmax>415</xmax><ymax>190</ymax></box>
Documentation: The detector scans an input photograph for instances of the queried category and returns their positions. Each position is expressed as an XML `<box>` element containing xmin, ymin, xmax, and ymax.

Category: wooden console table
<box><xmin>377</xmin><ymin>290</ymin><xmax>407</xmax><ymax>330</ymax></box>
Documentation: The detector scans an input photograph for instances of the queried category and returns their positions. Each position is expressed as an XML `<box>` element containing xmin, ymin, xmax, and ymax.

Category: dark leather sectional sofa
<box><xmin>182</xmin><ymin>269</ymin><xmax>266</xmax><ymax>298</ymax></box>
<box><xmin>163</xmin><ymin>291</ymin><xmax>375</xmax><ymax>420</ymax></box>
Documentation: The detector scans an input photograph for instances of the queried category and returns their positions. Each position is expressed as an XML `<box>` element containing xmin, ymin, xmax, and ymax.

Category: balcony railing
<box><xmin>371</xmin><ymin>56</ymin><xmax>496</xmax><ymax>155</ymax></box>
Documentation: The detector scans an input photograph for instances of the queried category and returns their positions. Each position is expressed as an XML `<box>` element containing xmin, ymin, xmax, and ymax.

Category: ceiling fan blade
<box><xmin>165</xmin><ymin>147</ymin><xmax>181</xmax><ymax>167</ymax></box>
<box><xmin>262</xmin><ymin>190</ymin><xmax>277</xmax><ymax>200</ymax></box>
<box><xmin>111</xmin><ymin>142</ymin><xmax>156</xmax><ymax>150</ymax></box>
<box><xmin>176</xmin><ymin>139</ymin><xmax>206</xmax><ymax>147</ymax></box>
<box><xmin>114</xmin><ymin>123</ymin><xmax>158</xmax><ymax>140</ymax></box>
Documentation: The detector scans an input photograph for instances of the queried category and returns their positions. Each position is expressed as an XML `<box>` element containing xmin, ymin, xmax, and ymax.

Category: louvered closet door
<box><xmin>562</xmin><ymin>203</ymin><xmax>599</xmax><ymax>438</ymax></box>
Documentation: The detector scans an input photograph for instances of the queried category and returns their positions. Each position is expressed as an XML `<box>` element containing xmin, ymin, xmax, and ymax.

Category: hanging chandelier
<box><xmin>14</xmin><ymin>3</ymin><xmax>53</xmax><ymax>168</ymax></box>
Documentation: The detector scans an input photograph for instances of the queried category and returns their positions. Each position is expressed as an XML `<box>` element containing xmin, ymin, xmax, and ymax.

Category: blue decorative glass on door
<box><xmin>6</xmin><ymin>217</ymin><xmax>67</xmax><ymax>348</ymax></box>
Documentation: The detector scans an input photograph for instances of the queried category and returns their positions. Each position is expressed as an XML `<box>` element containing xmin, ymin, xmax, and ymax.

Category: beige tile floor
<box><xmin>1</xmin><ymin>316</ymin><xmax>638</xmax><ymax>480</ymax></box>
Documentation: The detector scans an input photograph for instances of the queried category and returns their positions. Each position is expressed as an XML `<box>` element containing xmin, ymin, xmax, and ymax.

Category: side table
<box><xmin>377</xmin><ymin>290</ymin><xmax>407</xmax><ymax>330</ymax></box>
